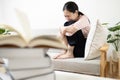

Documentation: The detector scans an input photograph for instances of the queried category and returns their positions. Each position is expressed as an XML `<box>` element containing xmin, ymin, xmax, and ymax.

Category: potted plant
<box><xmin>103</xmin><ymin>22</ymin><xmax>120</xmax><ymax>77</ymax></box>
<box><xmin>106</xmin><ymin>22</ymin><xmax>120</xmax><ymax>61</ymax></box>
<box><xmin>107</xmin><ymin>22</ymin><xmax>120</xmax><ymax>51</ymax></box>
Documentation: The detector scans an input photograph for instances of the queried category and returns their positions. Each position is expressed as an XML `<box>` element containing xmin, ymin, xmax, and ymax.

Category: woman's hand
<box><xmin>60</xmin><ymin>25</ymin><xmax>79</xmax><ymax>36</ymax></box>
<box><xmin>59</xmin><ymin>26</ymin><xmax>66</xmax><ymax>36</ymax></box>
<box><xmin>65</xmin><ymin>25</ymin><xmax>78</xmax><ymax>35</ymax></box>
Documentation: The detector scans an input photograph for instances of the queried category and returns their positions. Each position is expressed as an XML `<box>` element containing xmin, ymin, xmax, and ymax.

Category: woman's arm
<box><xmin>63</xmin><ymin>25</ymin><xmax>79</xmax><ymax>36</ymax></box>
<box><xmin>61</xmin><ymin>15</ymin><xmax>90</xmax><ymax>36</ymax></box>
<box><xmin>59</xmin><ymin>27</ymin><xmax>68</xmax><ymax>46</ymax></box>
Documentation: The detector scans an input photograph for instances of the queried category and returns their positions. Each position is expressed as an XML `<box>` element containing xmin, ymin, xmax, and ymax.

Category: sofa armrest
<box><xmin>99</xmin><ymin>44</ymin><xmax>109</xmax><ymax>77</ymax></box>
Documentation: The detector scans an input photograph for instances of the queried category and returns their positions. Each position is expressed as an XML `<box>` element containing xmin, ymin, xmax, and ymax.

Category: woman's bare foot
<box><xmin>53</xmin><ymin>50</ymin><xmax>66</xmax><ymax>59</ymax></box>
<box><xmin>55</xmin><ymin>45</ymin><xmax>74</xmax><ymax>59</ymax></box>
<box><xmin>56</xmin><ymin>50</ymin><xmax>74</xmax><ymax>59</ymax></box>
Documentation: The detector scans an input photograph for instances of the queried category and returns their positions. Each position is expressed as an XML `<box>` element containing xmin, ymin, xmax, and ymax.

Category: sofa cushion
<box><xmin>84</xmin><ymin>20</ymin><xmax>108</xmax><ymax>60</ymax></box>
<box><xmin>52</xmin><ymin>58</ymin><xmax>100</xmax><ymax>75</ymax></box>
<box><xmin>47</xmin><ymin>48</ymin><xmax>100</xmax><ymax>75</ymax></box>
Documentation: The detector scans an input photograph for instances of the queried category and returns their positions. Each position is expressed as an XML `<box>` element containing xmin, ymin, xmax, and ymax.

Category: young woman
<box><xmin>54</xmin><ymin>1</ymin><xmax>91</xmax><ymax>59</ymax></box>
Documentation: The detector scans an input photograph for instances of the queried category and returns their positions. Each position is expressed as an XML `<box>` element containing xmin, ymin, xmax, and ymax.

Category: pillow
<box><xmin>84</xmin><ymin>20</ymin><xmax>108</xmax><ymax>60</ymax></box>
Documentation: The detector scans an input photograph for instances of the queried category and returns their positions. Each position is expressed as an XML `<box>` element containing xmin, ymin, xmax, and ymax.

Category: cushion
<box><xmin>84</xmin><ymin>20</ymin><xmax>108</xmax><ymax>60</ymax></box>
<box><xmin>47</xmin><ymin>48</ymin><xmax>100</xmax><ymax>75</ymax></box>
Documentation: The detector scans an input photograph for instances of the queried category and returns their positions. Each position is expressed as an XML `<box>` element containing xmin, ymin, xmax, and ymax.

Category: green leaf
<box><xmin>115</xmin><ymin>34</ymin><xmax>120</xmax><ymax>37</ymax></box>
<box><xmin>0</xmin><ymin>28</ymin><xmax>5</xmax><ymax>34</ymax></box>
<box><xmin>107</xmin><ymin>39</ymin><xmax>118</xmax><ymax>43</ymax></box>
<box><xmin>108</xmin><ymin>25</ymin><xmax>120</xmax><ymax>32</ymax></box>
<box><xmin>107</xmin><ymin>34</ymin><xmax>112</xmax><ymax>40</ymax></box>
<box><xmin>102</xmin><ymin>23</ymin><xmax>109</xmax><ymax>25</ymax></box>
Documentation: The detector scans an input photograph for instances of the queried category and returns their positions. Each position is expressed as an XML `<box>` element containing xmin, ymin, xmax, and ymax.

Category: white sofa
<box><xmin>33</xmin><ymin>28</ymin><xmax>101</xmax><ymax>75</ymax></box>
<box><xmin>46</xmin><ymin>20</ymin><xmax>109</xmax><ymax>76</ymax></box>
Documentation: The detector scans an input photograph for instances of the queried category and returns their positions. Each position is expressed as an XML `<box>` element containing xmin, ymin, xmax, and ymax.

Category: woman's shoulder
<box><xmin>73</xmin><ymin>15</ymin><xmax>90</xmax><ymax>29</ymax></box>
<box><xmin>77</xmin><ymin>15</ymin><xmax>90</xmax><ymax>24</ymax></box>
<box><xmin>79</xmin><ymin>15</ymin><xmax>89</xmax><ymax>21</ymax></box>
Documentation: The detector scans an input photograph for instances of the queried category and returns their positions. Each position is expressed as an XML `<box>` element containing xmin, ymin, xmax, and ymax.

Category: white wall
<box><xmin>0</xmin><ymin>0</ymin><xmax>120</xmax><ymax>31</ymax></box>
<box><xmin>0</xmin><ymin>0</ymin><xmax>4</xmax><ymax>23</ymax></box>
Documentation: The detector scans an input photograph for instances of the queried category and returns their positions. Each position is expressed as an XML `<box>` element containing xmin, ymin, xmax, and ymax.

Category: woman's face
<box><xmin>63</xmin><ymin>10</ymin><xmax>78</xmax><ymax>21</ymax></box>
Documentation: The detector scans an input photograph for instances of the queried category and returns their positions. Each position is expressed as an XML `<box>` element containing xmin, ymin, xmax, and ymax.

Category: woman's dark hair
<box><xmin>63</xmin><ymin>1</ymin><xmax>84</xmax><ymax>16</ymax></box>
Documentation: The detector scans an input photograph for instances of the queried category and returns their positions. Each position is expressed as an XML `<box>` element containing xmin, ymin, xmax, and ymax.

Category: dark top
<box><xmin>64</xmin><ymin>21</ymin><xmax>86</xmax><ymax>57</ymax></box>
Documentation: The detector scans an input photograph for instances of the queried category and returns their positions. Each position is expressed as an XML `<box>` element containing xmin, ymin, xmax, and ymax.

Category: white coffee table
<box><xmin>55</xmin><ymin>71</ymin><xmax>115</xmax><ymax>80</ymax></box>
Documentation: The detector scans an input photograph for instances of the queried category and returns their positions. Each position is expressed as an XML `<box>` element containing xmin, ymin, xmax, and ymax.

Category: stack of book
<box><xmin>0</xmin><ymin>48</ymin><xmax>55</xmax><ymax>80</ymax></box>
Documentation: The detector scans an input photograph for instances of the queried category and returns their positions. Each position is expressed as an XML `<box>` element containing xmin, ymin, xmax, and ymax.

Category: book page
<box><xmin>0</xmin><ymin>24</ymin><xmax>22</xmax><ymax>37</ymax></box>
<box><xmin>0</xmin><ymin>35</ymin><xmax>27</xmax><ymax>47</ymax></box>
<box><xmin>15</xmin><ymin>8</ymin><xmax>32</xmax><ymax>43</ymax></box>
<box><xmin>0</xmin><ymin>24</ymin><xmax>28</xmax><ymax>47</ymax></box>
<box><xmin>28</xmin><ymin>35</ymin><xmax>67</xmax><ymax>49</ymax></box>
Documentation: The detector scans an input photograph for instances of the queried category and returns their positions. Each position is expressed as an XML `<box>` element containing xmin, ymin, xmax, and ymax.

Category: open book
<box><xmin>0</xmin><ymin>9</ymin><xmax>67</xmax><ymax>49</ymax></box>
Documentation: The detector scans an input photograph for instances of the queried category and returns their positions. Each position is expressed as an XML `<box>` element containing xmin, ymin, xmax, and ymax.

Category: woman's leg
<box><xmin>56</xmin><ymin>45</ymin><xmax>74</xmax><ymax>59</ymax></box>
<box><xmin>53</xmin><ymin>34</ymin><xmax>68</xmax><ymax>59</ymax></box>
<box><xmin>54</xmin><ymin>34</ymin><xmax>74</xmax><ymax>59</ymax></box>
<box><xmin>54</xmin><ymin>20</ymin><xmax>76</xmax><ymax>59</ymax></box>
<box><xmin>73</xmin><ymin>30</ymin><xmax>86</xmax><ymax>57</ymax></box>
<box><xmin>57</xmin><ymin>30</ymin><xmax>86</xmax><ymax>58</ymax></box>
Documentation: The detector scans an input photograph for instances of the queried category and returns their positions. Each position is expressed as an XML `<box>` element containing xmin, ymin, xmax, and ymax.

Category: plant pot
<box><xmin>111</xmin><ymin>50</ymin><xmax>120</xmax><ymax>62</ymax></box>
<box><xmin>109</xmin><ymin>50</ymin><xmax>120</xmax><ymax>78</ymax></box>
